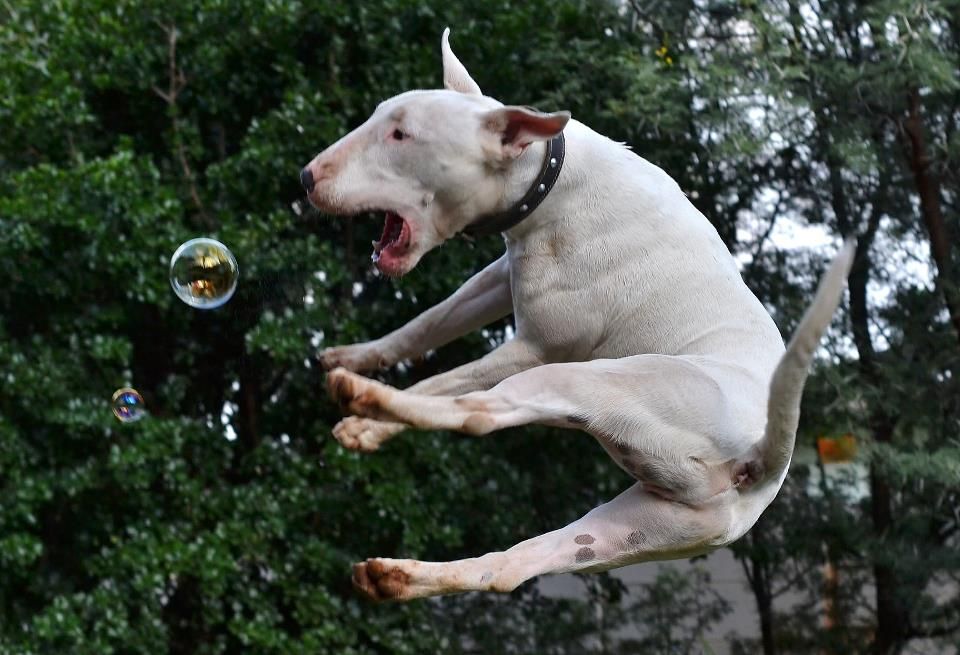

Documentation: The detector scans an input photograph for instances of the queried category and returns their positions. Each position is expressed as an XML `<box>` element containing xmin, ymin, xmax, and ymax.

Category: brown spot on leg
<box><xmin>575</xmin><ymin>547</ymin><xmax>595</xmax><ymax>562</ymax></box>
<box><xmin>574</xmin><ymin>534</ymin><xmax>595</xmax><ymax>545</ymax></box>
<box><xmin>348</xmin><ymin>389</ymin><xmax>379</xmax><ymax>416</ymax></box>
<box><xmin>325</xmin><ymin>369</ymin><xmax>354</xmax><ymax>409</ymax></box>
<box><xmin>626</xmin><ymin>529</ymin><xmax>646</xmax><ymax>548</ymax></box>
<box><xmin>325</xmin><ymin>370</ymin><xmax>396</xmax><ymax>422</ymax></box>
<box><xmin>368</xmin><ymin>559</ymin><xmax>410</xmax><ymax>599</ymax></box>
<box><xmin>327</xmin><ymin>368</ymin><xmax>382</xmax><ymax>418</ymax></box>
<box><xmin>352</xmin><ymin>559</ymin><xmax>410</xmax><ymax>602</ymax></box>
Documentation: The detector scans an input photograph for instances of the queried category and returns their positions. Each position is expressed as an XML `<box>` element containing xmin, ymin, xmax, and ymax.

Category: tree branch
<box><xmin>152</xmin><ymin>22</ymin><xmax>209</xmax><ymax>225</ymax></box>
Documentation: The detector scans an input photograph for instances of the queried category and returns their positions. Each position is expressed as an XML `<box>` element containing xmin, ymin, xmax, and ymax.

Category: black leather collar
<box><xmin>462</xmin><ymin>132</ymin><xmax>566</xmax><ymax>239</ymax></box>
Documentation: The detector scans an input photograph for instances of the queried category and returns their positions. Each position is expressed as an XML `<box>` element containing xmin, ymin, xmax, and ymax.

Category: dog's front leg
<box><xmin>350</xmin><ymin>482</ymin><xmax>726</xmax><ymax>601</ymax></box>
<box><xmin>320</xmin><ymin>255</ymin><xmax>512</xmax><ymax>372</ymax></box>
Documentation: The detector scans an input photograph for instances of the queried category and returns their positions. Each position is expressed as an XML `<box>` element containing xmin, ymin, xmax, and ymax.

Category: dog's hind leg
<box><xmin>331</xmin><ymin>354</ymin><xmax>752</xmax><ymax>602</ymax></box>
<box><xmin>326</xmin><ymin>353</ymin><xmax>750</xmax><ymax>446</ymax></box>
<box><xmin>329</xmin><ymin>337</ymin><xmax>544</xmax><ymax>451</ymax></box>
<box><xmin>351</xmin><ymin>480</ymin><xmax>732</xmax><ymax>601</ymax></box>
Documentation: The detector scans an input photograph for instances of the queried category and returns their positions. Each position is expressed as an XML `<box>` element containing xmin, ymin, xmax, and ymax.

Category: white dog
<box><xmin>301</xmin><ymin>29</ymin><xmax>854</xmax><ymax>601</ymax></box>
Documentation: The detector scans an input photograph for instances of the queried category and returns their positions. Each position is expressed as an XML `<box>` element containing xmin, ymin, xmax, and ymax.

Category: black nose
<box><xmin>300</xmin><ymin>167</ymin><xmax>315</xmax><ymax>193</ymax></box>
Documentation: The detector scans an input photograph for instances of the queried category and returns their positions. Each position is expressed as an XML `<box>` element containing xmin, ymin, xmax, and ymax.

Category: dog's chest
<box><xmin>506</xmin><ymin>240</ymin><xmax>610</xmax><ymax>360</ymax></box>
<box><xmin>503</xmin><ymin>225</ymin><xmax>690</xmax><ymax>361</ymax></box>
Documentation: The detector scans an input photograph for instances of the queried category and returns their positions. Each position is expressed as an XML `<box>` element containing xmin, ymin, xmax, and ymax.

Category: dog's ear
<box><xmin>441</xmin><ymin>28</ymin><xmax>482</xmax><ymax>96</ymax></box>
<box><xmin>482</xmin><ymin>106</ymin><xmax>571</xmax><ymax>160</ymax></box>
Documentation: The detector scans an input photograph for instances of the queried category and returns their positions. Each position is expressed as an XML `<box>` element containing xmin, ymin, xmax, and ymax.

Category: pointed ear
<box><xmin>482</xmin><ymin>106</ymin><xmax>571</xmax><ymax>159</ymax></box>
<box><xmin>441</xmin><ymin>28</ymin><xmax>482</xmax><ymax>96</ymax></box>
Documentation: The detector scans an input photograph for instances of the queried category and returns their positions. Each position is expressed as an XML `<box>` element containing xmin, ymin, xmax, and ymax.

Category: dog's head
<box><xmin>301</xmin><ymin>28</ymin><xmax>569</xmax><ymax>276</ymax></box>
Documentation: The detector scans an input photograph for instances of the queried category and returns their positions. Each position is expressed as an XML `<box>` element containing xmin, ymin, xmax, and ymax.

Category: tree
<box><xmin>662</xmin><ymin>1</ymin><xmax>960</xmax><ymax>652</ymax></box>
<box><xmin>0</xmin><ymin>0</ymin><xmax>733</xmax><ymax>652</ymax></box>
<box><xmin>3</xmin><ymin>0</ymin><xmax>957</xmax><ymax>652</ymax></box>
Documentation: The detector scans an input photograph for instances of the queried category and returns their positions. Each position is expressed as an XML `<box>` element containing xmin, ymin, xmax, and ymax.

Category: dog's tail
<box><xmin>759</xmin><ymin>239</ymin><xmax>856</xmax><ymax>477</ymax></box>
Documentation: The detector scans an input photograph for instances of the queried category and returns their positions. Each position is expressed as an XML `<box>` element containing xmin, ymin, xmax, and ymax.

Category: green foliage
<box><xmin>616</xmin><ymin>566</ymin><xmax>731</xmax><ymax>654</ymax></box>
<box><xmin>0</xmin><ymin>0</ymin><xmax>729</xmax><ymax>652</ymax></box>
<box><xmin>2</xmin><ymin>0</ymin><xmax>958</xmax><ymax>652</ymax></box>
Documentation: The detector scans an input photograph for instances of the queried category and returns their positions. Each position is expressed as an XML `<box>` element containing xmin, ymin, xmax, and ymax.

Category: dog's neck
<box><xmin>458</xmin><ymin>139</ymin><xmax>556</xmax><ymax>239</ymax></box>
<box><xmin>510</xmin><ymin>141</ymin><xmax>547</xmax><ymax>194</ymax></box>
<box><xmin>501</xmin><ymin>136</ymin><xmax>574</xmax><ymax>243</ymax></box>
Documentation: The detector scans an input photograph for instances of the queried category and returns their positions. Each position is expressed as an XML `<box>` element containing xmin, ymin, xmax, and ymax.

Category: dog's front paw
<box><xmin>319</xmin><ymin>342</ymin><xmax>388</xmax><ymax>373</ymax></box>
<box><xmin>332</xmin><ymin>416</ymin><xmax>405</xmax><ymax>452</ymax></box>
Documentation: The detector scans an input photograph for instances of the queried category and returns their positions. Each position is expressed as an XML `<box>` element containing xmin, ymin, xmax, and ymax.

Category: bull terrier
<box><xmin>301</xmin><ymin>28</ymin><xmax>855</xmax><ymax>601</ymax></box>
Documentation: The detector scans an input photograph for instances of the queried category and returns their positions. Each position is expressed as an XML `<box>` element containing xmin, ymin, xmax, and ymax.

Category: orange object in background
<box><xmin>817</xmin><ymin>434</ymin><xmax>858</xmax><ymax>463</ymax></box>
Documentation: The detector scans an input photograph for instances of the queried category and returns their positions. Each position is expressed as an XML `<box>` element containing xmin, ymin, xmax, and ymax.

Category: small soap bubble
<box><xmin>169</xmin><ymin>238</ymin><xmax>239</xmax><ymax>309</ymax></box>
<box><xmin>112</xmin><ymin>387</ymin><xmax>146</xmax><ymax>423</ymax></box>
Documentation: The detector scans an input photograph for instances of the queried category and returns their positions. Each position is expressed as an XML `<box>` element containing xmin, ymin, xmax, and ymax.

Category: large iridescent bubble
<box><xmin>169</xmin><ymin>238</ymin><xmax>239</xmax><ymax>309</ymax></box>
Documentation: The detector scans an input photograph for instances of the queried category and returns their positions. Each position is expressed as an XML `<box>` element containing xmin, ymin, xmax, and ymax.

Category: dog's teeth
<box><xmin>372</xmin><ymin>240</ymin><xmax>379</xmax><ymax>248</ymax></box>
<box><xmin>371</xmin><ymin>252</ymin><xmax>380</xmax><ymax>263</ymax></box>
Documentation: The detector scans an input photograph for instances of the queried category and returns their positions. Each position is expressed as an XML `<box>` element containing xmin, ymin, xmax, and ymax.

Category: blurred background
<box><xmin>1</xmin><ymin>1</ymin><xmax>958</xmax><ymax>653</ymax></box>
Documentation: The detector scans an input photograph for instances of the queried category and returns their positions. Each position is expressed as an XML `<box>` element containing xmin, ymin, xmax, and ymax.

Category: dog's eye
<box><xmin>392</xmin><ymin>128</ymin><xmax>407</xmax><ymax>141</ymax></box>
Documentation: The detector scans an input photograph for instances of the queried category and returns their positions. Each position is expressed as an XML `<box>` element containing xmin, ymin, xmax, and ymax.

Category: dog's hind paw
<box><xmin>352</xmin><ymin>558</ymin><xmax>412</xmax><ymax>602</ymax></box>
<box><xmin>332</xmin><ymin>416</ymin><xmax>404</xmax><ymax>452</ymax></box>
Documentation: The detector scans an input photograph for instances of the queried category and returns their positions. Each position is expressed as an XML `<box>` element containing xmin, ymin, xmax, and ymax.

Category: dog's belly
<box><xmin>595</xmin><ymin>436</ymin><xmax>740</xmax><ymax>505</ymax></box>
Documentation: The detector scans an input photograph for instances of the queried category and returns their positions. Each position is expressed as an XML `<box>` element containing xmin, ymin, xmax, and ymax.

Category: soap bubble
<box><xmin>169</xmin><ymin>238</ymin><xmax>239</xmax><ymax>309</ymax></box>
<box><xmin>112</xmin><ymin>387</ymin><xmax>146</xmax><ymax>423</ymax></box>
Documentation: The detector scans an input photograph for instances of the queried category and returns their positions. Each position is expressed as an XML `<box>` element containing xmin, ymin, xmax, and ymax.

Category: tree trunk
<box><xmin>849</xmin><ymin>237</ymin><xmax>907</xmax><ymax>655</ymax></box>
<box><xmin>869</xmin><ymin>422</ymin><xmax>903</xmax><ymax>655</ymax></box>
<box><xmin>238</xmin><ymin>357</ymin><xmax>261</xmax><ymax>452</ymax></box>
<box><xmin>900</xmin><ymin>88</ymin><xmax>960</xmax><ymax>346</ymax></box>
<box><xmin>753</xmin><ymin>558</ymin><xmax>776</xmax><ymax>655</ymax></box>
<box><xmin>742</xmin><ymin>524</ymin><xmax>776</xmax><ymax>655</ymax></box>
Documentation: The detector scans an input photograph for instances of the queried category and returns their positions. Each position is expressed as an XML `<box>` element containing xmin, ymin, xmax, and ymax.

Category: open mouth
<box><xmin>371</xmin><ymin>211</ymin><xmax>412</xmax><ymax>275</ymax></box>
